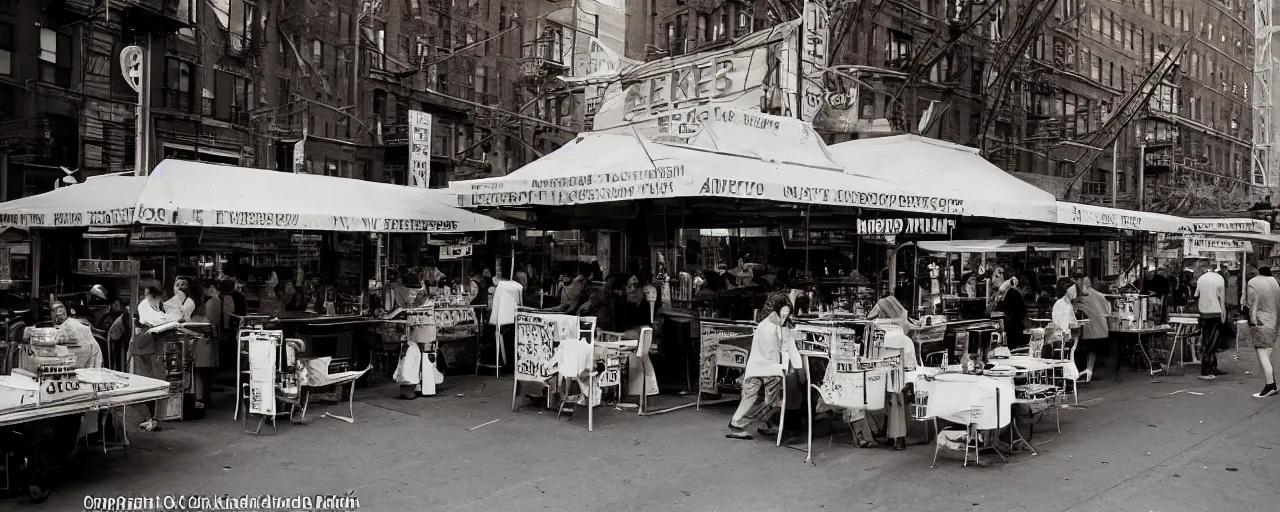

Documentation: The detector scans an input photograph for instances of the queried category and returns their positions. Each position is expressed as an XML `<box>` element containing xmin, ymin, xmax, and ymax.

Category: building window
<box><xmin>312</xmin><ymin>39</ymin><xmax>323</xmax><ymax>63</ymax></box>
<box><xmin>214</xmin><ymin>70</ymin><xmax>254</xmax><ymax>123</ymax></box>
<box><xmin>339</xmin><ymin>12</ymin><xmax>351</xmax><ymax>43</ymax></box>
<box><xmin>697</xmin><ymin>14</ymin><xmax>709</xmax><ymax>41</ymax></box>
<box><xmin>230</xmin><ymin>0</ymin><xmax>255</xmax><ymax>48</ymax></box>
<box><xmin>0</xmin><ymin>21</ymin><xmax>12</xmax><ymax>76</ymax></box>
<box><xmin>164</xmin><ymin>58</ymin><xmax>194</xmax><ymax>112</ymax></box>
<box><xmin>39</xmin><ymin>28</ymin><xmax>73</xmax><ymax>87</ymax></box>
<box><xmin>887</xmin><ymin>30</ymin><xmax>912</xmax><ymax>68</ymax></box>
<box><xmin>713</xmin><ymin>8</ymin><xmax>728</xmax><ymax>40</ymax></box>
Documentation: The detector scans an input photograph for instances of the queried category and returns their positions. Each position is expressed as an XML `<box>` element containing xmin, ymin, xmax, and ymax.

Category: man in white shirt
<box><xmin>1196</xmin><ymin>267</ymin><xmax>1227</xmax><ymax>379</ymax></box>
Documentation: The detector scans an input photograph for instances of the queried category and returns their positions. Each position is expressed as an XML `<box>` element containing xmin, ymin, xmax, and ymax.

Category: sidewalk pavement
<box><xmin>13</xmin><ymin>348</ymin><xmax>1279</xmax><ymax>512</ymax></box>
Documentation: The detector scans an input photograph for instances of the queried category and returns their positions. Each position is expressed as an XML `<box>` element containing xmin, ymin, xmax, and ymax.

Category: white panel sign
<box><xmin>409</xmin><ymin>110</ymin><xmax>433</xmax><ymax>187</ymax></box>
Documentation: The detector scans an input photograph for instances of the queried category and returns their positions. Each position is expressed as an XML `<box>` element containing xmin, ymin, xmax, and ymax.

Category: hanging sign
<box><xmin>439</xmin><ymin>244</ymin><xmax>473</xmax><ymax>260</ymax></box>
<box><xmin>119</xmin><ymin>46</ymin><xmax>144</xmax><ymax>94</ymax></box>
<box><xmin>856</xmin><ymin>218</ymin><xmax>956</xmax><ymax>236</ymax></box>
<box><xmin>1181</xmin><ymin>219</ymin><xmax>1270</xmax><ymax>235</ymax></box>
<box><xmin>408</xmin><ymin>110</ymin><xmax>433</xmax><ymax>187</ymax></box>
<box><xmin>799</xmin><ymin>0</ymin><xmax>830</xmax><ymax>122</ymax></box>
<box><xmin>1183</xmin><ymin>236</ymin><xmax>1253</xmax><ymax>256</ymax></box>
<box><xmin>76</xmin><ymin>259</ymin><xmax>141</xmax><ymax>277</ymax></box>
<box><xmin>592</xmin><ymin>20</ymin><xmax>800</xmax><ymax>139</ymax></box>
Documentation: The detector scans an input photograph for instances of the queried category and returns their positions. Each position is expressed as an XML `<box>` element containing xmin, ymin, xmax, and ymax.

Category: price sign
<box><xmin>39</xmin><ymin>373</ymin><xmax>92</xmax><ymax>403</ymax></box>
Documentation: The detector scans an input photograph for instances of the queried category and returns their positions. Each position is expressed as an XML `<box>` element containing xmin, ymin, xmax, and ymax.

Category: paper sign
<box><xmin>244</xmin><ymin>330</ymin><xmax>282</xmax><ymax>416</ymax></box>
<box><xmin>514</xmin><ymin>313</ymin><xmax>558</xmax><ymax>381</ymax></box>
<box><xmin>37</xmin><ymin>366</ymin><xmax>92</xmax><ymax>404</ymax></box>
<box><xmin>439</xmin><ymin>244</ymin><xmax>473</xmax><ymax>260</ymax></box>
<box><xmin>698</xmin><ymin>320</ymin><xmax>756</xmax><ymax>394</ymax></box>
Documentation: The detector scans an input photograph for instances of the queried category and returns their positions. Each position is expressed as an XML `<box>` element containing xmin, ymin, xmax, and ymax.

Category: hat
<box><xmin>89</xmin><ymin>284</ymin><xmax>108</xmax><ymax>300</ymax></box>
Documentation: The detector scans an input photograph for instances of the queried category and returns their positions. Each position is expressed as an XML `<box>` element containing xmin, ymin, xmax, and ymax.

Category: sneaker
<box><xmin>1198</xmin><ymin>374</ymin><xmax>1217</xmax><ymax>381</ymax></box>
<box><xmin>757</xmin><ymin>425</ymin><xmax>779</xmax><ymax>437</ymax></box>
<box><xmin>1253</xmin><ymin>384</ymin><xmax>1278</xmax><ymax>398</ymax></box>
<box><xmin>139</xmin><ymin>419</ymin><xmax>162</xmax><ymax>432</ymax></box>
<box><xmin>725</xmin><ymin>430</ymin><xmax>752</xmax><ymax>440</ymax></box>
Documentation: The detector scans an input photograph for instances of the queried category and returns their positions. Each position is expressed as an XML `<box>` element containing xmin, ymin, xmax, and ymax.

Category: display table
<box><xmin>0</xmin><ymin>368</ymin><xmax>170</xmax><ymax>426</ymax></box>
<box><xmin>1112</xmin><ymin>326</ymin><xmax>1173</xmax><ymax>381</ymax></box>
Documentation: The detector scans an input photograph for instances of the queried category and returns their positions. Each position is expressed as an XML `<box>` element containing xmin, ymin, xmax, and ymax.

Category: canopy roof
<box><xmin>827</xmin><ymin>135</ymin><xmax>1057</xmax><ymax>222</ymax></box>
<box><xmin>454</xmin><ymin>111</ymin><xmax>986</xmax><ymax>217</ymax></box>
<box><xmin>0</xmin><ymin>160</ymin><xmax>505</xmax><ymax>233</ymax></box>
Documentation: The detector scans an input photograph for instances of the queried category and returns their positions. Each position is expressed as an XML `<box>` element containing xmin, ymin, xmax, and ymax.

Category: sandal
<box><xmin>725</xmin><ymin>431</ymin><xmax>753</xmax><ymax>440</ymax></box>
<box><xmin>854</xmin><ymin>431</ymin><xmax>870</xmax><ymax>448</ymax></box>
<box><xmin>139</xmin><ymin>419</ymin><xmax>162</xmax><ymax>432</ymax></box>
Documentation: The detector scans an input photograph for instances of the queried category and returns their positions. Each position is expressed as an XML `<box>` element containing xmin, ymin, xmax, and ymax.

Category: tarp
<box><xmin>453</xmin><ymin>111</ymin><xmax>977</xmax><ymax>217</ymax></box>
<box><xmin>827</xmin><ymin>135</ymin><xmax>1058</xmax><ymax>223</ymax></box>
<box><xmin>0</xmin><ymin>160</ymin><xmax>506</xmax><ymax>233</ymax></box>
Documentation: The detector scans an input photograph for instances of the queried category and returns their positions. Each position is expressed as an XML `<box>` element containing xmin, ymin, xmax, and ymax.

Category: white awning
<box><xmin>917</xmin><ymin>240</ymin><xmax>1071</xmax><ymax>253</ymax></box>
<box><xmin>453</xmin><ymin>111</ymin><xmax>987</xmax><ymax>216</ymax></box>
<box><xmin>827</xmin><ymin>134</ymin><xmax>1058</xmax><ymax>223</ymax></box>
<box><xmin>0</xmin><ymin>160</ymin><xmax>506</xmax><ymax>233</ymax></box>
<box><xmin>1055</xmin><ymin>202</ymin><xmax>1191</xmax><ymax>234</ymax></box>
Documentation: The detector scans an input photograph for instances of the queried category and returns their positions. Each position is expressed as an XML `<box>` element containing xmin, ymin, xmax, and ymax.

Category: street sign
<box><xmin>119</xmin><ymin>46</ymin><xmax>143</xmax><ymax>94</ymax></box>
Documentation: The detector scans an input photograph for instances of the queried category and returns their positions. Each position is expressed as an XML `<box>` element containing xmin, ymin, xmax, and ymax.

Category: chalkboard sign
<box><xmin>698</xmin><ymin>320</ymin><xmax>756</xmax><ymax>395</ymax></box>
<box><xmin>514</xmin><ymin>313</ymin><xmax>558</xmax><ymax>382</ymax></box>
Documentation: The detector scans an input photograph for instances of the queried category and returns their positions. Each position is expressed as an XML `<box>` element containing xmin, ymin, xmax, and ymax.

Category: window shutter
<box><xmin>214</xmin><ymin>70</ymin><xmax>233</xmax><ymax>120</ymax></box>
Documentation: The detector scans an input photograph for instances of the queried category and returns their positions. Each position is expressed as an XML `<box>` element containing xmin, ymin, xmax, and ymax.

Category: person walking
<box><xmin>1196</xmin><ymin>266</ymin><xmax>1227</xmax><ymax>380</ymax></box>
<box><xmin>726</xmin><ymin>293</ymin><xmax>802</xmax><ymax>440</ymax></box>
<box><xmin>1075</xmin><ymin>277</ymin><xmax>1111</xmax><ymax>382</ymax></box>
<box><xmin>1246</xmin><ymin>267</ymin><xmax>1280</xmax><ymax>397</ymax></box>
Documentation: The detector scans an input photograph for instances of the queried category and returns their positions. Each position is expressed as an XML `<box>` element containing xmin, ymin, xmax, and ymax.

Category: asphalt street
<box><xmin>8</xmin><ymin>348</ymin><xmax>1278</xmax><ymax>512</ymax></box>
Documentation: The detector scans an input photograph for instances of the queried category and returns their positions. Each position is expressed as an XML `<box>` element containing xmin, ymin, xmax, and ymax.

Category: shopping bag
<box><xmin>394</xmin><ymin>344</ymin><xmax>422</xmax><ymax>386</ymax></box>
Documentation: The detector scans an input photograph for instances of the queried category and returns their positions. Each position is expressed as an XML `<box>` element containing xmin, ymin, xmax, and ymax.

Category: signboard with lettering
<box><xmin>439</xmin><ymin>244</ymin><xmax>473</xmax><ymax>260</ymax></box>
<box><xmin>408</xmin><ymin>110</ymin><xmax>433</xmax><ymax>187</ymax></box>
<box><xmin>514</xmin><ymin>313</ymin><xmax>559</xmax><ymax>382</ymax></box>
<box><xmin>856</xmin><ymin>218</ymin><xmax>956</xmax><ymax>236</ymax></box>
<box><xmin>698</xmin><ymin>320</ymin><xmax>756</xmax><ymax>395</ymax></box>
<box><xmin>0</xmin><ymin>205</ymin><xmax>481</xmax><ymax>233</ymax></box>
<box><xmin>592</xmin><ymin>20</ymin><xmax>800</xmax><ymax>138</ymax></box>
<box><xmin>1183</xmin><ymin>236</ymin><xmax>1253</xmax><ymax>256</ymax></box>
<box><xmin>243</xmin><ymin>329</ymin><xmax>282</xmax><ymax>417</ymax></box>
<box><xmin>434</xmin><ymin>306</ymin><xmax>480</xmax><ymax>366</ymax></box>
<box><xmin>1181</xmin><ymin>219</ymin><xmax>1270</xmax><ymax>235</ymax></box>
<box><xmin>799</xmin><ymin>1</ymin><xmax>829</xmax><ymax>122</ymax></box>
<box><xmin>76</xmin><ymin>259</ymin><xmax>141</xmax><ymax>277</ymax></box>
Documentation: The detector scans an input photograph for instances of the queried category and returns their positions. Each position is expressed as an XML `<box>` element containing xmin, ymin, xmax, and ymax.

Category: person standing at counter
<box><xmin>995</xmin><ymin>277</ymin><xmax>1029</xmax><ymax>350</ymax></box>
<box><xmin>1046</xmin><ymin>279</ymin><xmax>1077</xmax><ymax>356</ymax></box>
<box><xmin>867</xmin><ymin>295</ymin><xmax>918</xmax><ymax>332</ymax></box>
<box><xmin>167</xmin><ymin>277</ymin><xmax>203</xmax><ymax>322</ymax></box>
<box><xmin>726</xmin><ymin>293</ymin><xmax>802</xmax><ymax>440</ymax></box>
<box><xmin>1196</xmin><ymin>266</ymin><xmax>1227</xmax><ymax>380</ymax></box>
<box><xmin>130</xmin><ymin>286</ymin><xmax>168</xmax><ymax>432</ymax></box>
<box><xmin>1246</xmin><ymin>267</ymin><xmax>1280</xmax><ymax>397</ymax></box>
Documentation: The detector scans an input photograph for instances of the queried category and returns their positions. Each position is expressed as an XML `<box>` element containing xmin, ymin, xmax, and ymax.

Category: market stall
<box><xmin>0</xmin><ymin>160</ymin><xmax>506</xmax><ymax>434</ymax></box>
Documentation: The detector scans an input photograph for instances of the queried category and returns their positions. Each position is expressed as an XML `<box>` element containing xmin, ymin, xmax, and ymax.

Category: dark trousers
<box><xmin>1199</xmin><ymin>316</ymin><xmax>1222</xmax><ymax>375</ymax></box>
